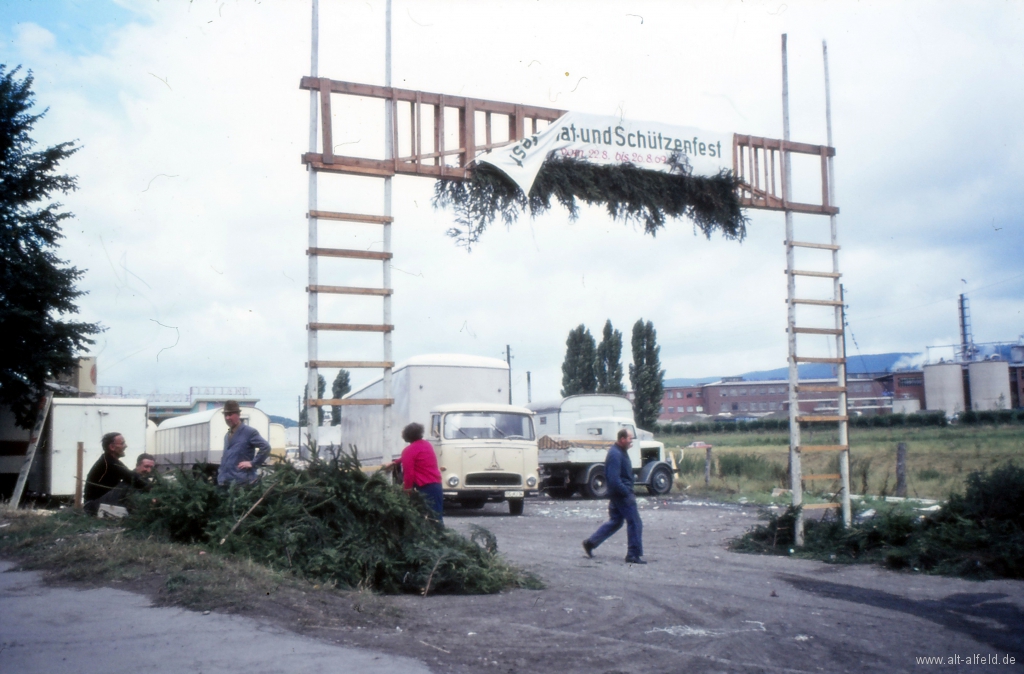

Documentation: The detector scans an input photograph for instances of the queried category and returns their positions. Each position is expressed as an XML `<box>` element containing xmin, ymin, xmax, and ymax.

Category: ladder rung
<box><xmin>308</xmin><ymin>247</ymin><xmax>392</xmax><ymax>261</ymax></box>
<box><xmin>793</xmin><ymin>356</ymin><xmax>846</xmax><ymax>364</ymax></box>
<box><xmin>308</xmin><ymin>210</ymin><xmax>393</xmax><ymax>224</ymax></box>
<box><xmin>796</xmin><ymin>415</ymin><xmax>849</xmax><ymax>423</ymax></box>
<box><xmin>308</xmin><ymin>323</ymin><xmax>394</xmax><ymax>333</ymax></box>
<box><xmin>786</xmin><ymin>240</ymin><xmax>840</xmax><ymax>251</ymax></box>
<box><xmin>804</xmin><ymin>473</ymin><xmax>841</xmax><ymax>480</ymax></box>
<box><xmin>308</xmin><ymin>285</ymin><xmax>392</xmax><ymax>296</ymax></box>
<box><xmin>310</xmin><ymin>398</ymin><xmax>393</xmax><ymax>407</ymax></box>
<box><xmin>795</xmin><ymin>385</ymin><xmax>847</xmax><ymax>393</ymax></box>
<box><xmin>798</xmin><ymin>444</ymin><xmax>850</xmax><ymax>453</ymax></box>
<box><xmin>791</xmin><ymin>327</ymin><xmax>843</xmax><ymax>335</ymax></box>
<box><xmin>789</xmin><ymin>298</ymin><xmax>843</xmax><ymax>307</ymax></box>
<box><xmin>306</xmin><ymin>361</ymin><xmax>394</xmax><ymax>369</ymax></box>
<box><xmin>802</xmin><ymin>503</ymin><xmax>841</xmax><ymax>510</ymax></box>
<box><xmin>786</xmin><ymin>270</ymin><xmax>841</xmax><ymax>278</ymax></box>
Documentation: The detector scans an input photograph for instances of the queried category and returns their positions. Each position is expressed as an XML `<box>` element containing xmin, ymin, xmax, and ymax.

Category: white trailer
<box><xmin>342</xmin><ymin>354</ymin><xmax>510</xmax><ymax>464</ymax></box>
<box><xmin>0</xmin><ymin>398</ymin><xmax>149</xmax><ymax>498</ymax></box>
<box><xmin>529</xmin><ymin>394</ymin><xmax>653</xmax><ymax>439</ymax></box>
<box><xmin>153</xmin><ymin>406</ymin><xmax>270</xmax><ymax>468</ymax></box>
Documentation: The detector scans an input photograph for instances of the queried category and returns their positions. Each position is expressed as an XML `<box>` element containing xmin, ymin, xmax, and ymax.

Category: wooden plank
<box><xmin>10</xmin><ymin>392</ymin><xmax>53</xmax><ymax>507</ymax></box>
<box><xmin>798</xmin><ymin>444</ymin><xmax>850</xmax><ymax>453</ymax></box>
<box><xmin>308</xmin><ymin>322</ymin><xmax>394</xmax><ymax>332</ymax></box>
<box><xmin>307</xmin><ymin>284</ymin><xmax>392</xmax><ymax>296</ymax></box>
<box><xmin>786</xmin><ymin>240</ymin><xmax>840</xmax><ymax>251</ymax></box>
<box><xmin>791</xmin><ymin>327</ymin><xmax>843</xmax><ymax>336</ymax></box>
<box><xmin>307</xmin><ymin>247</ymin><xmax>392</xmax><ymax>261</ymax></box>
<box><xmin>787</xmin><ymin>269</ymin><xmax>841</xmax><ymax>278</ymax></box>
<box><xmin>789</xmin><ymin>298</ymin><xmax>843</xmax><ymax>307</ymax></box>
<box><xmin>319</xmin><ymin>78</ymin><xmax>334</xmax><ymax>164</ymax></box>
<box><xmin>310</xmin><ymin>398</ymin><xmax>394</xmax><ymax>406</ymax></box>
<box><xmin>303</xmin><ymin>154</ymin><xmax>395</xmax><ymax>177</ymax></box>
<box><xmin>804</xmin><ymin>473</ymin><xmax>841</xmax><ymax>480</ymax></box>
<box><xmin>735</xmin><ymin>134</ymin><xmax>836</xmax><ymax>157</ymax></box>
<box><xmin>796</xmin><ymin>415</ymin><xmax>849</xmax><ymax>423</ymax></box>
<box><xmin>306</xmin><ymin>360</ymin><xmax>395</xmax><ymax>368</ymax></box>
<box><xmin>795</xmin><ymin>385</ymin><xmax>846</xmax><ymax>393</ymax></box>
<box><xmin>308</xmin><ymin>210</ymin><xmax>393</xmax><ymax>224</ymax></box>
<box><xmin>802</xmin><ymin>502</ymin><xmax>841</xmax><ymax>510</ymax></box>
<box><xmin>793</xmin><ymin>356</ymin><xmax>846</xmax><ymax>364</ymax></box>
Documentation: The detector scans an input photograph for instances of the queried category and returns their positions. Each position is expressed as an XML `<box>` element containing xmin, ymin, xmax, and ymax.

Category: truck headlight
<box><xmin>526</xmin><ymin>476</ymin><xmax>537</xmax><ymax>488</ymax></box>
<box><xmin>447</xmin><ymin>475</ymin><xmax>460</xmax><ymax>487</ymax></box>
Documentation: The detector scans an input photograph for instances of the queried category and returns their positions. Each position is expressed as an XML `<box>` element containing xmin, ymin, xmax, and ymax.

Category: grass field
<box><xmin>659</xmin><ymin>424</ymin><xmax>1024</xmax><ymax>502</ymax></box>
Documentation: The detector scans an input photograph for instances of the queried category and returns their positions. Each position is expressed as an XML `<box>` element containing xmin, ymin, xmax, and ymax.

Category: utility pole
<box><xmin>506</xmin><ymin>345</ymin><xmax>512</xmax><ymax>404</ymax></box>
<box><xmin>526</xmin><ymin>371</ymin><xmax>532</xmax><ymax>404</ymax></box>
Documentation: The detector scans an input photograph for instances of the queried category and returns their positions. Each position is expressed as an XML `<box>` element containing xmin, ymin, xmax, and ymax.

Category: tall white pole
<box><xmin>823</xmin><ymin>40</ymin><xmax>851</xmax><ymax>527</ymax></box>
<box><xmin>306</xmin><ymin>0</ymin><xmax>320</xmax><ymax>452</ymax></box>
<box><xmin>382</xmin><ymin>0</ymin><xmax>395</xmax><ymax>462</ymax></box>
<box><xmin>782</xmin><ymin>33</ymin><xmax>804</xmax><ymax>546</ymax></box>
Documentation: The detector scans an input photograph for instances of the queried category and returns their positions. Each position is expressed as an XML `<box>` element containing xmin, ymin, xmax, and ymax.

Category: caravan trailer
<box><xmin>153</xmin><ymin>407</ymin><xmax>270</xmax><ymax>468</ymax></box>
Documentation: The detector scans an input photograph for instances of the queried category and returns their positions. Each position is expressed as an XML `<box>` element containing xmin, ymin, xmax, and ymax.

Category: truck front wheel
<box><xmin>583</xmin><ymin>467</ymin><xmax>609</xmax><ymax>499</ymax></box>
<box><xmin>646</xmin><ymin>465</ymin><xmax>673</xmax><ymax>496</ymax></box>
<box><xmin>509</xmin><ymin>498</ymin><xmax>525</xmax><ymax>516</ymax></box>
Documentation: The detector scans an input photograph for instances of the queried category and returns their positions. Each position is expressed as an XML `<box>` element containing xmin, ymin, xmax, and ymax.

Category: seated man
<box><xmin>82</xmin><ymin>433</ymin><xmax>148</xmax><ymax>515</ymax></box>
<box><xmin>93</xmin><ymin>453</ymin><xmax>157</xmax><ymax>518</ymax></box>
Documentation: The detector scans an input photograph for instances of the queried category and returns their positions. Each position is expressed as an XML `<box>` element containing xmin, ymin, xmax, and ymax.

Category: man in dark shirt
<box><xmin>582</xmin><ymin>429</ymin><xmax>646</xmax><ymax>564</ymax></box>
<box><xmin>217</xmin><ymin>400</ymin><xmax>271</xmax><ymax>486</ymax></box>
<box><xmin>84</xmin><ymin>432</ymin><xmax>145</xmax><ymax>514</ymax></box>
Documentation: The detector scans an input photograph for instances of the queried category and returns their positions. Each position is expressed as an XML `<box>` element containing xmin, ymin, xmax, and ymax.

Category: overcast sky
<box><xmin>2</xmin><ymin>0</ymin><xmax>1022</xmax><ymax>418</ymax></box>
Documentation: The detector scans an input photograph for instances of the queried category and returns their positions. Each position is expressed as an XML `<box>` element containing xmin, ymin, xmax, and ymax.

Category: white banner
<box><xmin>476</xmin><ymin>111</ymin><xmax>733</xmax><ymax>194</ymax></box>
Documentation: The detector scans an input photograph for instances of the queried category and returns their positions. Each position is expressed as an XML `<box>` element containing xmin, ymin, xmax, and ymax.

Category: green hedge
<box><xmin>656</xmin><ymin>411</ymin><xmax>950</xmax><ymax>435</ymax></box>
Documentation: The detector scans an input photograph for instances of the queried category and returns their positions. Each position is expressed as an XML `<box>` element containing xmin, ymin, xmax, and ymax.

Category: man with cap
<box><xmin>218</xmin><ymin>400</ymin><xmax>271</xmax><ymax>487</ymax></box>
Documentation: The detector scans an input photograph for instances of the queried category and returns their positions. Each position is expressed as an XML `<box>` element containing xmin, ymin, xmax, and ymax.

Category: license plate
<box><xmin>504</xmin><ymin>491</ymin><xmax>524</xmax><ymax>498</ymax></box>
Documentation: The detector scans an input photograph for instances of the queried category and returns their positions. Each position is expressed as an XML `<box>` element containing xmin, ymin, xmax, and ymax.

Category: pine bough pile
<box><xmin>730</xmin><ymin>463</ymin><xmax>1024</xmax><ymax>580</ymax></box>
<box><xmin>433</xmin><ymin>154</ymin><xmax>748</xmax><ymax>248</ymax></box>
<box><xmin>128</xmin><ymin>453</ymin><xmax>541</xmax><ymax>594</ymax></box>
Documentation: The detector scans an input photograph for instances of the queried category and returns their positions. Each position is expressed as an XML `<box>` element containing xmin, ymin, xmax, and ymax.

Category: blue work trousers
<box><xmin>586</xmin><ymin>495</ymin><xmax>643</xmax><ymax>558</ymax></box>
<box><xmin>415</xmin><ymin>482</ymin><xmax>444</xmax><ymax>526</ymax></box>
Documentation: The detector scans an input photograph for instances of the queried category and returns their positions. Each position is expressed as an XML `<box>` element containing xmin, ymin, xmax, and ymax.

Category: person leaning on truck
<box><xmin>217</xmin><ymin>400</ymin><xmax>271</xmax><ymax>487</ymax></box>
<box><xmin>395</xmin><ymin>422</ymin><xmax>444</xmax><ymax>525</ymax></box>
<box><xmin>83</xmin><ymin>432</ymin><xmax>147</xmax><ymax>514</ymax></box>
<box><xmin>582</xmin><ymin>429</ymin><xmax>646</xmax><ymax>564</ymax></box>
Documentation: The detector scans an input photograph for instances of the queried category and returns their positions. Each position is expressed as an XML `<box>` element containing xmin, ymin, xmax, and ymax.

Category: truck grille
<box><xmin>465</xmin><ymin>473</ymin><xmax>523</xmax><ymax>487</ymax></box>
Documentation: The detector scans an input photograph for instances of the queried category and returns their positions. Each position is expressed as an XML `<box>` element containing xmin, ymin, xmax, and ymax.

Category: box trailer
<box><xmin>528</xmin><ymin>394</ymin><xmax>653</xmax><ymax>439</ymax></box>
<box><xmin>153</xmin><ymin>406</ymin><xmax>270</xmax><ymax>468</ymax></box>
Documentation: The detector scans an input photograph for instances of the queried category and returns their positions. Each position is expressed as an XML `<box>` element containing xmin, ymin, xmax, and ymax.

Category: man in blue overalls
<box><xmin>582</xmin><ymin>429</ymin><xmax>646</xmax><ymax>564</ymax></box>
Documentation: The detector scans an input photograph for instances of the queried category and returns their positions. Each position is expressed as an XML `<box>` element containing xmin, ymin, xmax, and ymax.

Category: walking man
<box><xmin>218</xmin><ymin>401</ymin><xmax>271</xmax><ymax>487</ymax></box>
<box><xmin>582</xmin><ymin>429</ymin><xmax>646</xmax><ymax>564</ymax></box>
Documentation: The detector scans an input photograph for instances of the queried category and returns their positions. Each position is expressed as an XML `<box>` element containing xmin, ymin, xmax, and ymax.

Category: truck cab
<box><xmin>430</xmin><ymin>403</ymin><xmax>539</xmax><ymax>515</ymax></box>
<box><xmin>538</xmin><ymin>416</ymin><xmax>676</xmax><ymax>499</ymax></box>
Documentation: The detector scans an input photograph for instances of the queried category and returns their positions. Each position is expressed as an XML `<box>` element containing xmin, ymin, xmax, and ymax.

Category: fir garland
<box><xmin>433</xmin><ymin>153</ymin><xmax>748</xmax><ymax>248</ymax></box>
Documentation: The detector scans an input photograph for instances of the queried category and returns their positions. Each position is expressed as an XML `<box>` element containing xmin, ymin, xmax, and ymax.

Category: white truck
<box><xmin>341</xmin><ymin>354</ymin><xmax>539</xmax><ymax>515</ymax></box>
<box><xmin>530</xmin><ymin>395</ymin><xmax>675</xmax><ymax>499</ymax></box>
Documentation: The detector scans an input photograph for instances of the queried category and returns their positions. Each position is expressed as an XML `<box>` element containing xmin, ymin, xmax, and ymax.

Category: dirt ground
<box><xmin>9</xmin><ymin>496</ymin><xmax>1024</xmax><ymax>673</ymax></box>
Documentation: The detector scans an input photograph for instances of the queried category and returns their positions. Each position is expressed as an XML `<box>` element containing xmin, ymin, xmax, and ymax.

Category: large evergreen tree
<box><xmin>0</xmin><ymin>66</ymin><xmax>100</xmax><ymax>427</ymax></box>
<box><xmin>560</xmin><ymin>324</ymin><xmax>597</xmax><ymax>397</ymax></box>
<box><xmin>595</xmin><ymin>319</ymin><xmax>625</xmax><ymax>395</ymax></box>
<box><xmin>299</xmin><ymin>374</ymin><xmax>326</xmax><ymax>427</ymax></box>
<box><xmin>628</xmin><ymin>319</ymin><xmax>665</xmax><ymax>430</ymax></box>
<box><xmin>330</xmin><ymin>369</ymin><xmax>351</xmax><ymax>426</ymax></box>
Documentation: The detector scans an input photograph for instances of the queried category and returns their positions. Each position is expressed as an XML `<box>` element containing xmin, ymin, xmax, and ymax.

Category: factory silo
<box><xmin>923</xmin><ymin>363</ymin><xmax>965</xmax><ymax>417</ymax></box>
<box><xmin>968</xmin><ymin>359</ymin><xmax>1011</xmax><ymax>410</ymax></box>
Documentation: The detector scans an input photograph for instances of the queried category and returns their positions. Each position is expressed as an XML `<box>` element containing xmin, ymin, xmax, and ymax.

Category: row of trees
<box><xmin>299</xmin><ymin>369</ymin><xmax>351</xmax><ymax>426</ymax></box>
<box><xmin>561</xmin><ymin>319</ymin><xmax>664</xmax><ymax>429</ymax></box>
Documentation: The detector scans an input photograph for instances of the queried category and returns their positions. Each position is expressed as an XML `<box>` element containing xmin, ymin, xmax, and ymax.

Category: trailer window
<box><xmin>443</xmin><ymin>412</ymin><xmax>535</xmax><ymax>440</ymax></box>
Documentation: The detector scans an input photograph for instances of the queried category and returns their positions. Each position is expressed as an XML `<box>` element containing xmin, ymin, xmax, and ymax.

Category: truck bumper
<box><xmin>441</xmin><ymin>489</ymin><xmax>537</xmax><ymax>502</ymax></box>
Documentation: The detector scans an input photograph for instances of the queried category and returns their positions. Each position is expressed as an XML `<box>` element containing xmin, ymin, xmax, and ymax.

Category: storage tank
<box><xmin>923</xmin><ymin>363</ymin><xmax>965</xmax><ymax>417</ymax></box>
<box><xmin>154</xmin><ymin>406</ymin><xmax>270</xmax><ymax>467</ymax></box>
<box><xmin>968</xmin><ymin>360</ymin><xmax>1011</xmax><ymax>410</ymax></box>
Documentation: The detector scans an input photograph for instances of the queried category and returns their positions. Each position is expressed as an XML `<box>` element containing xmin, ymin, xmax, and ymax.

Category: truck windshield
<box><xmin>443</xmin><ymin>412</ymin><xmax>535</xmax><ymax>440</ymax></box>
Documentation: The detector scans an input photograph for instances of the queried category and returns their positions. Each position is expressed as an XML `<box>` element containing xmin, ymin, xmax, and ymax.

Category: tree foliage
<box><xmin>299</xmin><ymin>374</ymin><xmax>326</xmax><ymax>427</ymax></box>
<box><xmin>330</xmin><ymin>369</ymin><xmax>351</xmax><ymax>426</ymax></box>
<box><xmin>0</xmin><ymin>65</ymin><xmax>100</xmax><ymax>426</ymax></box>
<box><xmin>433</xmin><ymin>155</ymin><xmax>747</xmax><ymax>249</ymax></box>
<box><xmin>595</xmin><ymin>319</ymin><xmax>625</xmax><ymax>395</ymax></box>
<box><xmin>629</xmin><ymin>319</ymin><xmax>664</xmax><ymax>430</ymax></box>
<box><xmin>560</xmin><ymin>324</ymin><xmax>597</xmax><ymax>397</ymax></box>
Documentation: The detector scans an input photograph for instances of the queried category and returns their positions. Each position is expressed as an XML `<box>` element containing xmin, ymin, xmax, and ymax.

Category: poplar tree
<box><xmin>595</xmin><ymin>319</ymin><xmax>625</xmax><ymax>394</ymax></box>
<box><xmin>629</xmin><ymin>319</ymin><xmax>665</xmax><ymax>430</ymax></box>
<box><xmin>0</xmin><ymin>66</ymin><xmax>100</xmax><ymax>426</ymax></box>
<box><xmin>299</xmin><ymin>374</ymin><xmax>326</xmax><ymax>426</ymax></box>
<box><xmin>330</xmin><ymin>369</ymin><xmax>351</xmax><ymax>426</ymax></box>
<box><xmin>560</xmin><ymin>324</ymin><xmax>597</xmax><ymax>396</ymax></box>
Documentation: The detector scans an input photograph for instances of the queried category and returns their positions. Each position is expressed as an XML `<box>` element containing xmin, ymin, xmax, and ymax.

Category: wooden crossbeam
<box><xmin>789</xmin><ymin>298</ymin><xmax>843</xmax><ymax>307</ymax></box>
<box><xmin>307</xmin><ymin>285</ymin><xmax>392</xmax><ymax>296</ymax></box>
<box><xmin>802</xmin><ymin>502</ymin><xmax>841</xmax><ymax>510</ymax></box>
<box><xmin>795</xmin><ymin>385</ymin><xmax>846</xmax><ymax>393</ymax></box>
<box><xmin>786</xmin><ymin>240</ymin><xmax>840</xmax><ymax>251</ymax></box>
<box><xmin>786</xmin><ymin>269</ymin><xmax>841</xmax><ymax>278</ymax></box>
<box><xmin>308</xmin><ymin>210</ymin><xmax>393</xmax><ymax>224</ymax></box>
<box><xmin>793</xmin><ymin>356</ymin><xmax>846</xmax><ymax>364</ymax></box>
<box><xmin>796</xmin><ymin>415</ymin><xmax>849</xmax><ymax>423</ymax></box>
<box><xmin>307</xmin><ymin>247</ymin><xmax>392</xmax><ymax>261</ymax></box>
<box><xmin>798</xmin><ymin>444</ymin><xmax>850</xmax><ymax>453</ymax></box>
<box><xmin>308</xmin><ymin>323</ymin><xmax>394</xmax><ymax>332</ymax></box>
<box><xmin>306</xmin><ymin>360</ymin><xmax>394</xmax><ymax>368</ymax></box>
<box><xmin>791</xmin><ymin>327</ymin><xmax>844</xmax><ymax>336</ymax></box>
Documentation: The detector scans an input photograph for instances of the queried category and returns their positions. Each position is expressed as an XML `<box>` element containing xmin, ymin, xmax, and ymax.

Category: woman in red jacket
<box><xmin>397</xmin><ymin>422</ymin><xmax>444</xmax><ymax>525</ymax></box>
